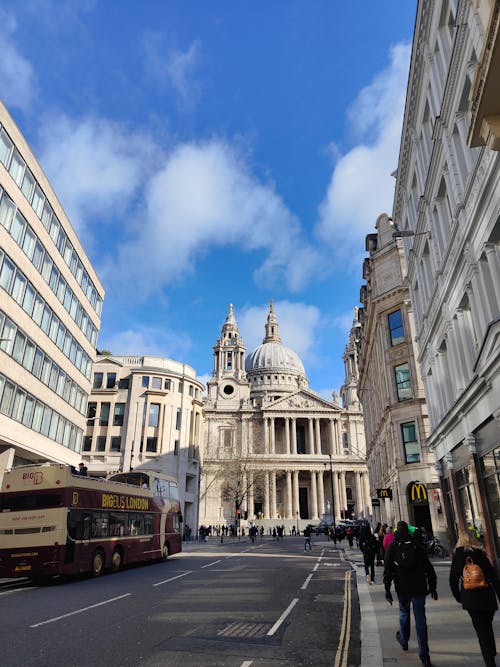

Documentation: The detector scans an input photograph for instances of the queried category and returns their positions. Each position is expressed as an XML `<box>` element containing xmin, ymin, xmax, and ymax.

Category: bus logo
<box><xmin>72</xmin><ymin>492</ymin><xmax>79</xmax><ymax>506</ymax></box>
<box><xmin>22</xmin><ymin>472</ymin><xmax>43</xmax><ymax>485</ymax></box>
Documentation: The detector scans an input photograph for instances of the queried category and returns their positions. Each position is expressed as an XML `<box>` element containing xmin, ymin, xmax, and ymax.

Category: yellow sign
<box><xmin>377</xmin><ymin>488</ymin><xmax>393</xmax><ymax>499</ymax></box>
<box><xmin>72</xmin><ymin>492</ymin><xmax>79</xmax><ymax>506</ymax></box>
<box><xmin>409</xmin><ymin>481</ymin><xmax>428</xmax><ymax>503</ymax></box>
<box><xmin>101</xmin><ymin>493</ymin><xmax>149</xmax><ymax>511</ymax></box>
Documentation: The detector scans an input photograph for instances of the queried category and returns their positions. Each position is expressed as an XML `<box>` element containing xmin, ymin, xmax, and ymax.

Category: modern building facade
<box><xmin>0</xmin><ymin>101</ymin><xmax>104</xmax><ymax>476</ymax></box>
<box><xmin>356</xmin><ymin>213</ymin><xmax>446</xmax><ymax>539</ymax></box>
<box><xmin>199</xmin><ymin>303</ymin><xmax>370</xmax><ymax>531</ymax></box>
<box><xmin>393</xmin><ymin>0</ymin><xmax>500</xmax><ymax>561</ymax></box>
<box><xmin>81</xmin><ymin>355</ymin><xmax>204</xmax><ymax>530</ymax></box>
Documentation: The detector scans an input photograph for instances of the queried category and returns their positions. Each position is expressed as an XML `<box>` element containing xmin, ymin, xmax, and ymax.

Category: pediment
<box><xmin>94</xmin><ymin>356</ymin><xmax>124</xmax><ymax>368</ymax></box>
<box><xmin>264</xmin><ymin>389</ymin><xmax>341</xmax><ymax>413</ymax></box>
<box><xmin>474</xmin><ymin>317</ymin><xmax>500</xmax><ymax>380</ymax></box>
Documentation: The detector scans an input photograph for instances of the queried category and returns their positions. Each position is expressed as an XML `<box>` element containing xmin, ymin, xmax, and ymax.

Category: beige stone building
<box><xmin>81</xmin><ymin>355</ymin><xmax>204</xmax><ymax>530</ymax></box>
<box><xmin>393</xmin><ymin>0</ymin><xmax>500</xmax><ymax>562</ymax></box>
<box><xmin>356</xmin><ymin>213</ymin><xmax>445</xmax><ymax>538</ymax></box>
<box><xmin>199</xmin><ymin>303</ymin><xmax>370</xmax><ymax>531</ymax></box>
<box><xmin>0</xmin><ymin>101</ymin><xmax>104</xmax><ymax>475</ymax></box>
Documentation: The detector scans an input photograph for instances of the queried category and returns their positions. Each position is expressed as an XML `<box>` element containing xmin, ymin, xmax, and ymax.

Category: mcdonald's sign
<box><xmin>408</xmin><ymin>481</ymin><xmax>428</xmax><ymax>504</ymax></box>
<box><xmin>377</xmin><ymin>488</ymin><xmax>393</xmax><ymax>500</ymax></box>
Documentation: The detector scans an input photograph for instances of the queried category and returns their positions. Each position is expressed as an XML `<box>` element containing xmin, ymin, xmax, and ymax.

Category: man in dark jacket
<box><xmin>384</xmin><ymin>520</ymin><xmax>438</xmax><ymax>667</ymax></box>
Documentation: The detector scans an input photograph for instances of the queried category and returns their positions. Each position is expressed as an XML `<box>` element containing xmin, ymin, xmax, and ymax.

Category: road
<box><xmin>0</xmin><ymin>535</ymin><xmax>360</xmax><ymax>667</ymax></box>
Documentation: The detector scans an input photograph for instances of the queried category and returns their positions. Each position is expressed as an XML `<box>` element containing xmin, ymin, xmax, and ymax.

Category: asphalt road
<box><xmin>0</xmin><ymin>536</ymin><xmax>360</xmax><ymax>667</ymax></box>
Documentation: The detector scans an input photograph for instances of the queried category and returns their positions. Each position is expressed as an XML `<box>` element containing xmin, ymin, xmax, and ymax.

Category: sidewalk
<box><xmin>343</xmin><ymin>543</ymin><xmax>500</xmax><ymax>667</ymax></box>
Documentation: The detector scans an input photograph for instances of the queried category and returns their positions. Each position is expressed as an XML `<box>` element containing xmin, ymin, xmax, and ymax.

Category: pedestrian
<box><xmin>384</xmin><ymin>520</ymin><xmax>438</xmax><ymax>667</ymax></box>
<box><xmin>377</xmin><ymin>523</ymin><xmax>387</xmax><ymax>565</ymax></box>
<box><xmin>449</xmin><ymin>529</ymin><xmax>500</xmax><ymax>667</ymax></box>
<box><xmin>347</xmin><ymin>526</ymin><xmax>354</xmax><ymax>548</ymax></box>
<box><xmin>359</xmin><ymin>523</ymin><xmax>377</xmax><ymax>584</ymax></box>
<box><xmin>303</xmin><ymin>525</ymin><xmax>312</xmax><ymax>551</ymax></box>
<box><xmin>78</xmin><ymin>462</ymin><xmax>88</xmax><ymax>476</ymax></box>
<box><xmin>383</xmin><ymin>526</ymin><xmax>395</xmax><ymax>552</ymax></box>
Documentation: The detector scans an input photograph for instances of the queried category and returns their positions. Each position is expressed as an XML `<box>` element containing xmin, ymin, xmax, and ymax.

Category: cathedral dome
<box><xmin>245</xmin><ymin>302</ymin><xmax>308</xmax><ymax>393</ymax></box>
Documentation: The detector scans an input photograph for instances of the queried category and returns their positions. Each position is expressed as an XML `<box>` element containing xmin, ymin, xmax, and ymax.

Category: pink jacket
<box><xmin>383</xmin><ymin>532</ymin><xmax>395</xmax><ymax>551</ymax></box>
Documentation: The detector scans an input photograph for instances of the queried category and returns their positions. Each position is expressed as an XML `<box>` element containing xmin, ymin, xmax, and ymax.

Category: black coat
<box><xmin>449</xmin><ymin>547</ymin><xmax>500</xmax><ymax>612</ymax></box>
<box><xmin>384</xmin><ymin>531</ymin><xmax>437</xmax><ymax>598</ymax></box>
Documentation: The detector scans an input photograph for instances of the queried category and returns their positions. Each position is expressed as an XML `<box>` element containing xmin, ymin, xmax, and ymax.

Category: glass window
<box><xmin>106</xmin><ymin>373</ymin><xmax>116</xmax><ymax>389</ymax></box>
<box><xmin>176</xmin><ymin>408</ymin><xmax>181</xmax><ymax>430</ymax></box>
<box><xmin>22</xmin><ymin>226</ymin><xmax>36</xmax><ymax>260</ymax></box>
<box><xmin>87</xmin><ymin>402</ymin><xmax>97</xmax><ymax>421</ymax></box>
<box><xmin>41</xmin><ymin>357</ymin><xmax>51</xmax><ymax>385</ymax></box>
<box><xmin>0</xmin><ymin>128</ymin><xmax>13</xmax><ymax>166</ymax></box>
<box><xmin>56</xmin><ymin>276</ymin><xmax>65</xmax><ymax>301</ymax></box>
<box><xmin>49</xmin><ymin>363</ymin><xmax>58</xmax><ymax>391</ymax></box>
<box><xmin>110</xmin><ymin>436</ymin><xmax>121</xmax><ymax>452</ymax></box>
<box><xmin>11</xmin><ymin>270</ymin><xmax>27</xmax><ymax>304</ymax></box>
<box><xmin>113</xmin><ymin>403</ymin><xmax>125</xmax><ymax>426</ymax></box>
<box><xmin>49</xmin><ymin>216</ymin><xmax>60</xmax><ymax>244</ymax></box>
<box><xmin>142</xmin><ymin>376</ymin><xmax>149</xmax><ymax>388</ymax></box>
<box><xmin>22</xmin><ymin>395</ymin><xmax>34</xmax><ymax>428</ymax></box>
<box><xmin>118</xmin><ymin>377</ymin><xmax>129</xmax><ymax>389</ymax></box>
<box><xmin>22</xmin><ymin>282</ymin><xmax>35</xmax><ymax>316</ymax></box>
<box><xmin>0</xmin><ymin>255</ymin><xmax>15</xmax><ymax>292</ymax></box>
<box><xmin>401</xmin><ymin>422</ymin><xmax>420</xmax><ymax>463</ymax></box>
<box><xmin>0</xmin><ymin>379</ymin><xmax>15</xmax><ymax>415</ymax></box>
<box><xmin>83</xmin><ymin>436</ymin><xmax>92</xmax><ymax>452</ymax></box>
<box><xmin>32</xmin><ymin>241</ymin><xmax>43</xmax><ymax>271</ymax></box>
<box><xmin>32</xmin><ymin>294</ymin><xmax>44</xmax><ymax>325</ymax></box>
<box><xmin>10</xmin><ymin>212</ymin><xmax>25</xmax><ymax>244</ymax></box>
<box><xmin>178</xmin><ymin>381</ymin><xmax>183</xmax><ymax>393</ymax></box>
<box><xmin>49</xmin><ymin>413</ymin><xmax>59</xmax><ymax>440</ymax></box>
<box><xmin>49</xmin><ymin>266</ymin><xmax>59</xmax><ymax>291</ymax></box>
<box><xmin>41</xmin><ymin>405</ymin><xmax>52</xmax><ymax>436</ymax></box>
<box><xmin>41</xmin><ymin>305</ymin><xmax>51</xmax><ymax>334</ymax></box>
<box><xmin>41</xmin><ymin>253</ymin><xmax>52</xmax><ymax>282</ymax></box>
<box><xmin>32</xmin><ymin>348</ymin><xmax>44</xmax><ymax>378</ymax></box>
<box><xmin>164</xmin><ymin>379</ymin><xmax>171</xmax><ymax>390</ymax></box>
<box><xmin>0</xmin><ymin>195</ymin><xmax>16</xmax><ymax>231</ymax></box>
<box><xmin>49</xmin><ymin>314</ymin><xmax>59</xmax><ymax>343</ymax></box>
<box><xmin>149</xmin><ymin>403</ymin><xmax>160</xmax><ymax>427</ymax></box>
<box><xmin>41</xmin><ymin>201</ymin><xmax>53</xmax><ymax>229</ymax></box>
<box><xmin>93</xmin><ymin>372</ymin><xmax>103</xmax><ymax>389</ymax></box>
<box><xmin>12</xmin><ymin>330</ymin><xmax>26</xmax><ymax>364</ymax></box>
<box><xmin>21</xmin><ymin>169</ymin><xmax>35</xmax><ymax>201</ymax></box>
<box><xmin>22</xmin><ymin>339</ymin><xmax>35</xmax><ymax>371</ymax></box>
<box><xmin>100</xmin><ymin>402</ymin><xmax>110</xmax><ymax>426</ymax></box>
<box><xmin>0</xmin><ymin>318</ymin><xmax>16</xmax><ymax>355</ymax></box>
<box><xmin>96</xmin><ymin>436</ymin><xmax>106</xmax><ymax>452</ymax></box>
<box><xmin>395</xmin><ymin>363</ymin><xmax>412</xmax><ymax>401</ymax></box>
<box><xmin>389</xmin><ymin>310</ymin><xmax>405</xmax><ymax>345</ymax></box>
<box><xmin>56</xmin><ymin>323</ymin><xmax>65</xmax><ymax>349</ymax></box>
<box><xmin>146</xmin><ymin>437</ymin><xmax>157</xmax><ymax>452</ymax></box>
<box><xmin>151</xmin><ymin>376</ymin><xmax>161</xmax><ymax>389</ymax></box>
<box><xmin>9</xmin><ymin>150</ymin><xmax>25</xmax><ymax>185</ymax></box>
<box><xmin>32</xmin><ymin>185</ymin><xmax>45</xmax><ymax>217</ymax></box>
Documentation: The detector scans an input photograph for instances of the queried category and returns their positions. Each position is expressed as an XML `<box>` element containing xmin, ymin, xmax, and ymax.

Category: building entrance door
<box><xmin>299</xmin><ymin>487</ymin><xmax>308</xmax><ymax>519</ymax></box>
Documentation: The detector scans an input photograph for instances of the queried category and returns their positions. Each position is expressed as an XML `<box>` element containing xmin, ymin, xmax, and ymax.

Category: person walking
<box><xmin>383</xmin><ymin>526</ymin><xmax>395</xmax><ymax>552</ymax></box>
<box><xmin>359</xmin><ymin>523</ymin><xmax>377</xmax><ymax>584</ymax></box>
<box><xmin>449</xmin><ymin>530</ymin><xmax>500</xmax><ymax>667</ymax></box>
<box><xmin>303</xmin><ymin>525</ymin><xmax>312</xmax><ymax>551</ymax></box>
<box><xmin>384</xmin><ymin>520</ymin><xmax>438</xmax><ymax>667</ymax></box>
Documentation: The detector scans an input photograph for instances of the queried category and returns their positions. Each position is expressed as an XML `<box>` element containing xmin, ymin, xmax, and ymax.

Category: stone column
<box><xmin>242</xmin><ymin>472</ymin><xmax>248</xmax><ymax>514</ymax></box>
<box><xmin>310</xmin><ymin>471</ymin><xmax>318</xmax><ymax>520</ymax></box>
<box><xmin>248</xmin><ymin>472</ymin><xmax>254</xmax><ymax>519</ymax></box>
<box><xmin>264</xmin><ymin>418</ymin><xmax>269</xmax><ymax>455</ymax></box>
<box><xmin>285</xmin><ymin>418</ymin><xmax>291</xmax><ymax>455</ymax></box>
<box><xmin>466</xmin><ymin>434</ymin><xmax>495</xmax><ymax>563</ymax></box>
<box><xmin>308</xmin><ymin>419</ymin><xmax>314</xmax><ymax>455</ymax></box>
<box><xmin>317</xmin><ymin>470</ymin><xmax>325</xmax><ymax>519</ymax></box>
<box><xmin>293</xmin><ymin>470</ymin><xmax>300</xmax><ymax>519</ymax></box>
<box><xmin>340</xmin><ymin>470</ymin><xmax>347</xmax><ymax>517</ymax></box>
<box><xmin>286</xmin><ymin>470</ymin><xmax>293</xmax><ymax>519</ymax></box>
<box><xmin>484</xmin><ymin>243</ymin><xmax>500</xmax><ymax>307</ymax></box>
<box><xmin>334</xmin><ymin>419</ymin><xmax>341</xmax><ymax>455</ymax></box>
<box><xmin>264</xmin><ymin>471</ymin><xmax>270</xmax><ymax>518</ymax></box>
<box><xmin>363</xmin><ymin>472</ymin><xmax>371</xmax><ymax>516</ymax></box>
<box><xmin>355</xmin><ymin>472</ymin><xmax>362</xmax><ymax>519</ymax></box>
<box><xmin>315</xmin><ymin>418</ymin><xmax>322</xmax><ymax>455</ymax></box>
<box><xmin>329</xmin><ymin>419</ymin><xmax>336</xmax><ymax>456</ymax></box>
<box><xmin>271</xmin><ymin>470</ymin><xmax>277</xmax><ymax>519</ymax></box>
<box><xmin>334</xmin><ymin>472</ymin><xmax>342</xmax><ymax>522</ymax></box>
<box><xmin>291</xmin><ymin>418</ymin><xmax>297</xmax><ymax>455</ymax></box>
<box><xmin>270</xmin><ymin>417</ymin><xmax>276</xmax><ymax>455</ymax></box>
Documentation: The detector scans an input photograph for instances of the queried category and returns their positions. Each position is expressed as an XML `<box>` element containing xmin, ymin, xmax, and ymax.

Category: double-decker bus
<box><xmin>0</xmin><ymin>463</ymin><xmax>182</xmax><ymax>581</ymax></box>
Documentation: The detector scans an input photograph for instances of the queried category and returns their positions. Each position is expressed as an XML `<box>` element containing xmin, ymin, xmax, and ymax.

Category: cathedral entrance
<box><xmin>299</xmin><ymin>487</ymin><xmax>309</xmax><ymax>519</ymax></box>
<box><xmin>297</xmin><ymin>425</ymin><xmax>306</xmax><ymax>454</ymax></box>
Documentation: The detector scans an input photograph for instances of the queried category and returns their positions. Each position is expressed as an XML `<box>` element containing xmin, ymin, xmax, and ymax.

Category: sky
<box><xmin>0</xmin><ymin>0</ymin><xmax>417</xmax><ymax>398</ymax></box>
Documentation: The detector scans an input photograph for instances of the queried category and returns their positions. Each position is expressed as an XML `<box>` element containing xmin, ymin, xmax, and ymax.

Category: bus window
<box><xmin>67</xmin><ymin>509</ymin><xmax>83</xmax><ymax>540</ymax></box>
<box><xmin>129</xmin><ymin>514</ymin><xmax>142</xmax><ymax>536</ymax></box>
<box><xmin>1</xmin><ymin>493</ymin><xmax>62</xmax><ymax>511</ymax></box>
<box><xmin>83</xmin><ymin>514</ymin><xmax>92</xmax><ymax>540</ymax></box>
<box><xmin>109</xmin><ymin>512</ymin><xmax>128</xmax><ymax>536</ymax></box>
<box><xmin>144</xmin><ymin>514</ymin><xmax>153</xmax><ymax>535</ymax></box>
<box><xmin>153</xmin><ymin>478</ymin><xmax>169</xmax><ymax>500</ymax></box>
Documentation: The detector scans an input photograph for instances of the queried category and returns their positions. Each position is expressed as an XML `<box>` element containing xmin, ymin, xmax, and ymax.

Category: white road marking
<box><xmin>0</xmin><ymin>587</ymin><xmax>35</xmax><ymax>597</ymax></box>
<box><xmin>30</xmin><ymin>593</ymin><xmax>131</xmax><ymax>628</ymax></box>
<box><xmin>301</xmin><ymin>574</ymin><xmax>313</xmax><ymax>590</ymax></box>
<box><xmin>201</xmin><ymin>560</ymin><xmax>222</xmax><ymax>569</ymax></box>
<box><xmin>313</xmin><ymin>563</ymin><xmax>319</xmax><ymax>571</ymax></box>
<box><xmin>267</xmin><ymin>597</ymin><xmax>299</xmax><ymax>636</ymax></box>
<box><xmin>153</xmin><ymin>570</ymin><xmax>193</xmax><ymax>587</ymax></box>
<box><xmin>240</xmin><ymin>662</ymin><xmax>253</xmax><ymax>667</ymax></box>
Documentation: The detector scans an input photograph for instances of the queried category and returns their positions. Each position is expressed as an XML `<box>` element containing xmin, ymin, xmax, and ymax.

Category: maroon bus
<box><xmin>0</xmin><ymin>463</ymin><xmax>182</xmax><ymax>580</ymax></box>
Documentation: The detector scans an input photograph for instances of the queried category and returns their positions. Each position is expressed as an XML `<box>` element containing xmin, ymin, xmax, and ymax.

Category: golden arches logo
<box><xmin>410</xmin><ymin>482</ymin><xmax>427</xmax><ymax>502</ymax></box>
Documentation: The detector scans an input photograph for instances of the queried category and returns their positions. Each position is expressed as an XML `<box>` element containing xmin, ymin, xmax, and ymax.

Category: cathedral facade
<box><xmin>199</xmin><ymin>303</ymin><xmax>370</xmax><ymax>531</ymax></box>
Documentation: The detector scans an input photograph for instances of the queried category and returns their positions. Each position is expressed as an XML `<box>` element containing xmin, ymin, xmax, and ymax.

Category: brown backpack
<box><xmin>462</xmin><ymin>556</ymin><xmax>488</xmax><ymax>591</ymax></box>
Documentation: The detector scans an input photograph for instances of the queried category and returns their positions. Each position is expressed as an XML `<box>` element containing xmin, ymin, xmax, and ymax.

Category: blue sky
<box><xmin>1</xmin><ymin>0</ymin><xmax>416</xmax><ymax>397</ymax></box>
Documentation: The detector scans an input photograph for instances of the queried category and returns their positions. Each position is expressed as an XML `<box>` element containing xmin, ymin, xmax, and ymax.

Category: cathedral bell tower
<box><xmin>206</xmin><ymin>304</ymin><xmax>249</xmax><ymax>404</ymax></box>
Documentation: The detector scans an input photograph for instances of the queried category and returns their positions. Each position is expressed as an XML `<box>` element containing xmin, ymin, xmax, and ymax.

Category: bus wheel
<box><xmin>162</xmin><ymin>542</ymin><xmax>169</xmax><ymax>561</ymax></box>
<box><xmin>111</xmin><ymin>549</ymin><xmax>122</xmax><ymax>572</ymax></box>
<box><xmin>92</xmin><ymin>550</ymin><xmax>105</xmax><ymax>577</ymax></box>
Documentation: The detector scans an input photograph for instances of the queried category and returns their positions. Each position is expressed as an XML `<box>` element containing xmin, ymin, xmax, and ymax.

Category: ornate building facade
<box><xmin>199</xmin><ymin>303</ymin><xmax>370</xmax><ymax>530</ymax></box>
<box><xmin>393</xmin><ymin>0</ymin><xmax>500</xmax><ymax>561</ymax></box>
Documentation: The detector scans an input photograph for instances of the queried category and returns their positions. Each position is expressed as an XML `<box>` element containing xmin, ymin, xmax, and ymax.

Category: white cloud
<box><xmin>237</xmin><ymin>301</ymin><xmax>322</xmax><ymax>367</ymax></box>
<box><xmin>113</xmin><ymin>140</ymin><xmax>318</xmax><ymax>295</ymax></box>
<box><xmin>37</xmin><ymin>115</ymin><xmax>157</xmax><ymax>236</ymax></box>
<box><xmin>143</xmin><ymin>33</ymin><xmax>202</xmax><ymax>107</ymax></box>
<box><xmin>0</xmin><ymin>8</ymin><xmax>37</xmax><ymax>111</ymax></box>
<box><xmin>315</xmin><ymin>42</ymin><xmax>411</xmax><ymax>270</ymax></box>
<box><xmin>99</xmin><ymin>326</ymin><xmax>192</xmax><ymax>361</ymax></box>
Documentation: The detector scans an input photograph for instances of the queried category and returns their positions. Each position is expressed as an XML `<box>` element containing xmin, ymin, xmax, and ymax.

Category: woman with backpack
<box><xmin>449</xmin><ymin>530</ymin><xmax>500</xmax><ymax>667</ymax></box>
